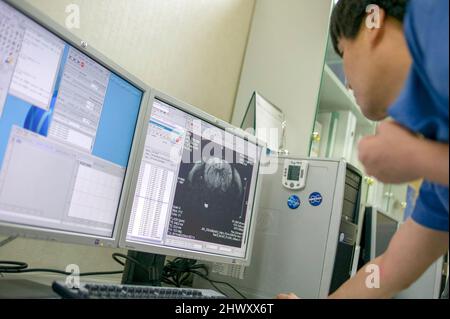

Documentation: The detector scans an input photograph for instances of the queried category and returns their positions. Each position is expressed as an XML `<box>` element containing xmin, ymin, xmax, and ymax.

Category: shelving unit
<box><xmin>311</xmin><ymin>62</ymin><xmax>376</xmax><ymax>171</ymax></box>
<box><xmin>319</xmin><ymin>65</ymin><xmax>374</xmax><ymax>129</ymax></box>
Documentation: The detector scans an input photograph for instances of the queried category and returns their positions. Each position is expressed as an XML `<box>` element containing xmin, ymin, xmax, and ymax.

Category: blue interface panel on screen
<box><xmin>0</xmin><ymin>0</ymin><xmax>144</xmax><ymax>243</ymax></box>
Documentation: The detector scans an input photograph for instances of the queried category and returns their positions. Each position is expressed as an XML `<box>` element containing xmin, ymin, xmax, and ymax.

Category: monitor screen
<box><xmin>375</xmin><ymin>212</ymin><xmax>398</xmax><ymax>257</ymax></box>
<box><xmin>124</xmin><ymin>97</ymin><xmax>263</xmax><ymax>264</ymax></box>
<box><xmin>0</xmin><ymin>0</ymin><xmax>143</xmax><ymax>241</ymax></box>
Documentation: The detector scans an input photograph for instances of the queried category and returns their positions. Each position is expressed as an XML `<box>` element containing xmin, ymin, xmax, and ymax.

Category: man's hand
<box><xmin>276</xmin><ymin>293</ymin><xmax>299</xmax><ymax>299</ymax></box>
<box><xmin>358</xmin><ymin>121</ymin><xmax>449</xmax><ymax>185</ymax></box>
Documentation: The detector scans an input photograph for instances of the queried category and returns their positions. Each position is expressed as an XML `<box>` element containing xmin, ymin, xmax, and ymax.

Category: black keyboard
<box><xmin>52</xmin><ymin>281</ymin><xmax>227</xmax><ymax>299</ymax></box>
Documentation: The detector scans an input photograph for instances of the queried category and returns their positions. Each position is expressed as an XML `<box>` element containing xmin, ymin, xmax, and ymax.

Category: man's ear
<box><xmin>364</xmin><ymin>5</ymin><xmax>386</xmax><ymax>49</ymax></box>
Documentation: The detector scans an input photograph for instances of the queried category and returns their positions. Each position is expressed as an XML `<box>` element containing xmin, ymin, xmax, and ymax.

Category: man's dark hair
<box><xmin>330</xmin><ymin>0</ymin><xmax>409</xmax><ymax>57</ymax></box>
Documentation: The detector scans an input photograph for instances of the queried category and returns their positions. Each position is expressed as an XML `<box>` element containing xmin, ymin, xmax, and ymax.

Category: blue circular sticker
<box><xmin>308</xmin><ymin>192</ymin><xmax>323</xmax><ymax>207</ymax></box>
<box><xmin>287</xmin><ymin>195</ymin><xmax>301</xmax><ymax>210</ymax></box>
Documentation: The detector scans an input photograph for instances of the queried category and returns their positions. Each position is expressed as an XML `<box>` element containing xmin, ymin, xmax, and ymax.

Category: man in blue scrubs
<box><xmin>279</xmin><ymin>0</ymin><xmax>448</xmax><ymax>298</ymax></box>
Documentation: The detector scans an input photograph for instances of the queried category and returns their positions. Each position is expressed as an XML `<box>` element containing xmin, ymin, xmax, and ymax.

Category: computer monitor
<box><xmin>240</xmin><ymin>92</ymin><xmax>285</xmax><ymax>153</ymax></box>
<box><xmin>0</xmin><ymin>0</ymin><xmax>150</xmax><ymax>247</ymax></box>
<box><xmin>120</xmin><ymin>91</ymin><xmax>264</xmax><ymax>266</ymax></box>
<box><xmin>359</xmin><ymin>206</ymin><xmax>399</xmax><ymax>266</ymax></box>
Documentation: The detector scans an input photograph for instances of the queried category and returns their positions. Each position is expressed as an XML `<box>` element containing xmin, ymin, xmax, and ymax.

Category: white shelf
<box><xmin>318</xmin><ymin>64</ymin><xmax>374</xmax><ymax>128</ymax></box>
<box><xmin>312</xmin><ymin>64</ymin><xmax>376</xmax><ymax>173</ymax></box>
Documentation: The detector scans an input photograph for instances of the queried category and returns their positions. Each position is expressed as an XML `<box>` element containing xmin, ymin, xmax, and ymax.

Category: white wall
<box><xmin>0</xmin><ymin>0</ymin><xmax>255</xmax><ymax>276</ymax></box>
<box><xmin>25</xmin><ymin>0</ymin><xmax>256</xmax><ymax>121</ymax></box>
<box><xmin>232</xmin><ymin>0</ymin><xmax>333</xmax><ymax>156</ymax></box>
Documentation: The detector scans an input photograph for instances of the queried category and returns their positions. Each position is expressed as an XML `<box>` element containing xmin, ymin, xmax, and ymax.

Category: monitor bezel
<box><xmin>0</xmin><ymin>0</ymin><xmax>151</xmax><ymax>248</ymax></box>
<box><xmin>119</xmin><ymin>89</ymin><xmax>266</xmax><ymax>266</ymax></box>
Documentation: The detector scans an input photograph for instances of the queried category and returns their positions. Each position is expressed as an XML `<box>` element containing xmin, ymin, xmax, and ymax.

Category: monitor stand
<box><xmin>121</xmin><ymin>251</ymin><xmax>166</xmax><ymax>286</ymax></box>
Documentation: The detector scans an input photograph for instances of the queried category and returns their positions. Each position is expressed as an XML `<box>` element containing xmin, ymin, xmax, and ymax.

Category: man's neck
<box><xmin>380</xmin><ymin>20</ymin><xmax>413</xmax><ymax>106</ymax></box>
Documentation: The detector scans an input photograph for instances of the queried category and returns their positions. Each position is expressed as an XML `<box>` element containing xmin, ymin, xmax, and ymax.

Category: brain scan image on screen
<box><xmin>168</xmin><ymin>136</ymin><xmax>254</xmax><ymax>248</ymax></box>
<box><xmin>191</xmin><ymin>157</ymin><xmax>243</xmax><ymax>207</ymax></box>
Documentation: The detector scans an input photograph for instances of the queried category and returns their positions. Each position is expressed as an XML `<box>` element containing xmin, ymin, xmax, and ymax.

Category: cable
<box><xmin>112</xmin><ymin>252</ymin><xmax>160</xmax><ymax>279</ymax></box>
<box><xmin>0</xmin><ymin>260</ymin><xmax>27</xmax><ymax>271</ymax></box>
<box><xmin>195</xmin><ymin>272</ymin><xmax>247</xmax><ymax>299</ymax></box>
<box><xmin>115</xmin><ymin>255</ymin><xmax>241</xmax><ymax>297</ymax></box>
<box><xmin>1</xmin><ymin>254</ymin><xmax>247</xmax><ymax>298</ymax></box>
<box><xmin>1</xmin><ymin>253</ymin><xmax>248</xmax><ymax>298</ymax></box>
<box><xmin>162</xmin><ymin>258</ymin><xmax>209</xmax><ymax>288</ymax></box>
<box><xmin>160</xmin><ymin>258</ymin><xmax>247</xmax><ymax>299</ymax></box>
<box><xmin>0</xmin><ymin>236</ymin><xmax>18</xmax><ymax>248</ymax></box>
<box><xmin>2</xmin><ymin>268</ymin><xmax>123</xmax><ymax>276</ymax></box>
<box><xmin>112</xmin><ymin>252</ymin><xmax>150</xmax><ymax>271</ymax></box>
<box><xmin>0</xmin><ymin>260</ymin><xmax>123</xmax><ymax>277</ymax></box>
<box><xmin>80</xmin><ymin>270</ymin><xmax>123</xmax><ymax>276</ymax></box>
<box><xmin>197</xmin><ymin>275</ymin><xmax>229</xmax><ymax>297</ymax></box>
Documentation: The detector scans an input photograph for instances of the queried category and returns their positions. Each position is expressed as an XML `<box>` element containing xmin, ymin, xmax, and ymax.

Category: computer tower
<box><xmin>194</xmin><ymin>156</ymin><xmax>363</xmax><ymax>298</ymax></box>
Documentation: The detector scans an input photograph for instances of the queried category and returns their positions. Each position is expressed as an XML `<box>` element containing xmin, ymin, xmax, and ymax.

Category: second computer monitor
<box><xmin>121</xmin><ymin>92</ymin><xmax>264</xmax><ymax>265</ymax></box>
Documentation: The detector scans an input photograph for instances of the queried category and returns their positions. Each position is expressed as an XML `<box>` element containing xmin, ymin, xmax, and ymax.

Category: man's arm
<box><xmin>415</xmin><ymin>138</ymin><xmax>449</xmax><ymax>186</ymax></box>
<box><xmin>329</xmin><ymin>219</ymin><xmax>448</xmax><ymax>299</ymax></box>
<box><xmin>358</xmin><ymin>121</ymin><xmax>449</xmax><ymax>186</ymax></box>
<box><xmin>277</xmin><ymin>218</ymin><xmax>448</xmax><ymax>299</ymax></box>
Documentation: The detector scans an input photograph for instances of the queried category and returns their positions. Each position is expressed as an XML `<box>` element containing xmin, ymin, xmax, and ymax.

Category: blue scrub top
<box><xmin>388</xmin><ymin>0</ymin><xmax>449</xmax><ymax>232</ymax></box>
